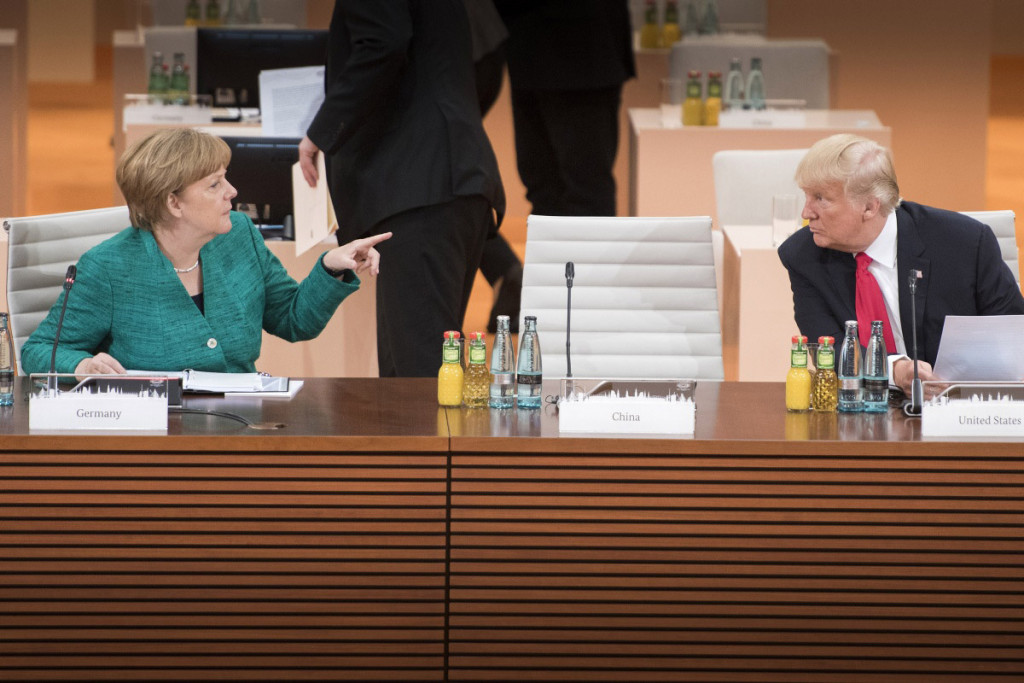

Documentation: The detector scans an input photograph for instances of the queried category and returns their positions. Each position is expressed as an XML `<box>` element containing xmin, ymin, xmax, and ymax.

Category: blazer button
<box><xmin>207</xmin><ymin>338</ymin><xmax>218</xmax><ymax>349</ymax></box>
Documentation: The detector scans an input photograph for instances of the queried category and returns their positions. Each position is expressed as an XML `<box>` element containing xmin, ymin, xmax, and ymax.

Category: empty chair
<box><xmin>961</xmin><ymin>210</ymin><xmax>1019</xmax><ymax>284</ymax></box>
<box><xmin>519</xmin><ymin>214</ymin><xmax>723</xmax><ymax>380</ymax></box>
<box><xmin>4</xmin><ymin>206</ymin><xmax>129</xmax><ymax>374</ymax></box>
<box><xmin>712</xmin><ymin>148</ymin><xmax>808</xmax><ymax>228</ymax></box>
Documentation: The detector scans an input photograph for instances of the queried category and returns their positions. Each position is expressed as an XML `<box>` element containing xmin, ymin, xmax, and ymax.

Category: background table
<box><xmin>628</xmin><ymin>107</ymin><xmax>891</xmax><ymax>224</ymax></box>
<box><xmin>721</xmin><ymin>223</ymin><xmax>797</xmax><ymax>381</ymax></box>
<box><xmin>2</xmin><ymin>378</ymin><xmax>1022</xmax><ymax>681</ymax></box>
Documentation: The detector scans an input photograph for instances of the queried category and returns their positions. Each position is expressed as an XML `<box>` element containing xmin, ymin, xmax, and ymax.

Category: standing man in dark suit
<box><xmin>298</xmin><ymin>0</ymin><xmax>505</xmax><ymax>377</ymax></box>
<box><xmin>778</xmin><ymin>134</ymin><xmax>1024</xmax><ymax>394</ymax></box>
<box><xmin>494</xmin><ymin>0</ymin><xmax>636</xmax><ymax>217</ymax></box>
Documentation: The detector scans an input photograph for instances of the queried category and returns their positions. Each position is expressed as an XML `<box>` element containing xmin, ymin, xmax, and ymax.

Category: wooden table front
<box><xmin>2</xmin><ymin>379</ymin><xmax>1022</xmax><ymax>681</ymax></box>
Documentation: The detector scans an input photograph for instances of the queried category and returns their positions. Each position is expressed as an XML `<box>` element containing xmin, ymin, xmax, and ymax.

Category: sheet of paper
<box><xmin>258</xmin><ymin>66</ymin><xmax>325</xmax><ymax>138</ymax></box>
<box><xmin>291</xmin><ymin>153</ymin><xmax>338</xmax><ymax>256</ymax></box>
<box><xmin>933</xmin><ymin>315</ymin><xmax>1024</xmax><ymax>381</ymax></box>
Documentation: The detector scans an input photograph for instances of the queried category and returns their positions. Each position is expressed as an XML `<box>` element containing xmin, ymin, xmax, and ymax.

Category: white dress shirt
<box><xmin>857</xmin><ymin>210</ymin><xmax>910</xmax><ymax>382</ymax></box>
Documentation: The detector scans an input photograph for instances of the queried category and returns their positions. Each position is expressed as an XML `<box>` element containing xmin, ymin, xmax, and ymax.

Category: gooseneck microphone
<box><xmin>49</xmin><ymin>265</ymin><xmax>77</xmax><ymax>390</ymax></box>
<box><xmin>565</xmin><ymin>262</ymin><xmax>574</xmax><ymax>379</ymax></box>
<box><xmin>905</xmin><ymin>268</ymin><xmax>924</xmax><ymax>416</ymax></box>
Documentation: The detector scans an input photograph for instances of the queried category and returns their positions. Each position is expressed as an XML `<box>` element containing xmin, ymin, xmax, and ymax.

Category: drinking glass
<box><xmin>772</xmin><ymin>194</ymin><xmax>801</xmax><ymax>246</ymax></box>
<box><xmin>660</xmin><ymin>78</ymin><xmax>683</xmax><ymax>128</ymax></box>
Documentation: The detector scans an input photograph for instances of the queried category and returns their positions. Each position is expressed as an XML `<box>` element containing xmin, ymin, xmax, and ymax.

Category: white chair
<box><xmin>712</xmin><ymin>148</ymin><xmax>808</xmax><ymax>228</ymax></box>
<box><xmin>961</xmin><ymin>210</ymin><xmax>1019</xmax><ymax>284</ymax></box>
<box><xmin>710</xmin><ymin>148</ymin><xmax>807</xmax><ymax>308</ymax></box>
<box><xmin>4</xmin><ymin>206</ymin><xmax>129</xmax><ymax>374</ymax></box>
<box><xmin>519</xmin><ymin>215</ymin><xmax>724</xmax><ymax>380</ymax></box>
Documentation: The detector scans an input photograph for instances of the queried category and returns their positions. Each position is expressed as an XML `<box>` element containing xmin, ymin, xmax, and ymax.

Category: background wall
<box><xmin>28</xmin><ymin>0</ymin><xmax>96</xmax><ymax>82</ymax></box>
<box><xmin>766</xmin><ymin>0</ymin><xmax>993</xmax><ymax>212</ymax></box>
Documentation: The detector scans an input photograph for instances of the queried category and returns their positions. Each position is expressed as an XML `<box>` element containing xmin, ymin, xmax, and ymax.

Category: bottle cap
<box><xmin>818</xmin><ymin>335</ymin><xmax>834</xmax><ymax>345</ymax></box>
<box><xmin>444</xmin><ymin>330</ymin><xmax>456</xmax><ymax>340</ymax></box>
<box><xmin>708</xmin><ymin>71</ymin><xmax>721</xmax><ymax>78</ymax></box>
<box><xmin>470</xmin><ymin>331</ymin><xmax>484</xmax><ymax>341</ymax></box>
<box><xmin>524</xmin><ymin>315</ymin><xmax>536</xmax><ymax>323</ymax></box>
<box><xmin>687</xmin><ymin>69</ymin><xmax>701</xmax><ymax>78</ymax></box>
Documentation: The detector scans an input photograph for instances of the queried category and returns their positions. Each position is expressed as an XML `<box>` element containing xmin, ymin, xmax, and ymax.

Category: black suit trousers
<box><xmin>373</xmin><ymin>195</ymin><xmax>491</xmax><ymax>377</ymax></box>
<box><xmin>510</xmin><ymin>85</ymin><xmax>622</xmax><ymax>217</ymax></box>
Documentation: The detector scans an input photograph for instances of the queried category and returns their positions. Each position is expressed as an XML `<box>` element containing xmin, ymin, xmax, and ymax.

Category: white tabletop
<box><xmin>630</xmin><ymin>108</ymin><xmax>885</xmax><ymax>132</ymax></box>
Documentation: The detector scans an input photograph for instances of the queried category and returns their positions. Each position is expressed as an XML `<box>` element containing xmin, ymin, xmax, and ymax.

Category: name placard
<box><xmin>922</xmin><ymin>400</ymin><xmax>1024</xmax><ymax>437</ymax></box>
<box><xmin>718</xmin><ymin>109</ymin><xmax>806</xmax><ymax>129</ymax></box>
<box><xmin>28</xmin><ymin>374</ymin><xmax>171</xmax><ymax>432</ymax></box>
<box><xmin>30</xmin><ymin>393</ymin><xmax>168</xmax><ymax>431</ymax></box>
<box><xmin>559</xmin><ymin>398</ymin><xmax>695</xmax><ymax>435</ymax></box>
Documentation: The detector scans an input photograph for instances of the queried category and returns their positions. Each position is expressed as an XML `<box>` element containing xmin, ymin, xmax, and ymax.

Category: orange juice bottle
<box><xmin>682</xmin><ymin>70</ymin><xmax>704</xmax><ymax>126</ymax></box>
<box><xmin>785</xmin><ymin>335</ymin><xmax>811</xmax><ymax>412</ymax></box>
<box><xmin>437</xmin><ymin>331</ymin><xmax>464</xmax><ymax>406</ymax></box>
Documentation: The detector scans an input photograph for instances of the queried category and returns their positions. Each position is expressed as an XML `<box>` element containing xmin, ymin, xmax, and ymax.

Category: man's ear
<box><xmin>862</xmin><ymin>196</ymin><xmax>881</xmax><ymax>221</ymax></box>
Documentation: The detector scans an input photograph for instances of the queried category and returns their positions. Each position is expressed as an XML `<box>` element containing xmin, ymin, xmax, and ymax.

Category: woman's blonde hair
<box><xmin>796</xmin><ymin>134</ymin><xmax>901</xmax><ymax>214</ymax></box>
<box><xmin>116</xmin><ymin>128</ymin><xmax>231</xmax><ymax>231</ymax></box>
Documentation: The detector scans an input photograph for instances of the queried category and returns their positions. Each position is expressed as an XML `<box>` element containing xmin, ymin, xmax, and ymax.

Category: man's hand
<box><xmin>892</xmin><ymin>357</ymin><xmax>941</xmax><ymax>398</ymax></box>
<box><xmin>298</xmin><ymin>136</ymin><xmax>320</xmax><ymax>188</ymax></box>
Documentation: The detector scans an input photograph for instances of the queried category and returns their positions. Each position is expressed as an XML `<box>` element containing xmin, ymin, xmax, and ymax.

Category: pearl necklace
<box><xmin>173</xmin><ymin>259</ymin><xmax>200</xmax><ymax>274</ymax></box>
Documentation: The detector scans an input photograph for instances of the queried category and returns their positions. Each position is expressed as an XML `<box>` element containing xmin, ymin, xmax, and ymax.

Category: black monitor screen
<box><xmin>222</xmin><ymin>136</ymin><xmax>300</xmax><ymax>236</ymax></box>
<box><xmin>197</xmin><ymin>28</ymin><xmax>328</xmax><ymax>108</ymax></box>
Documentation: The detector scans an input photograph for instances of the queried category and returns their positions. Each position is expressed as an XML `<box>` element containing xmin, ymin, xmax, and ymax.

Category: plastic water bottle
<box><xmin>837</xmin><ymin>320</ymin><xmax>863</xmax><ymax>412</ymax></box>
<box><xmin>745</xmin><ymin>57</ymin><xmax>765</xmax><ymax>110</ymax></box>
<box><xmin>724</xmin><ymin>58</ymin><xmax>745</xmax><ymax>110</ymax></box>
<box><xmin>168</xmin><ymin>53</ymin><xmax>190</xmax><ymax>105</ymax></box>
<box><xmin>489</xmin><ymin>315</ymin><xmax>515</xmax><ymax>409</ymax></box>
<box><xmin>863</xmin><ymin>321</ymin><xmax>889</xmax><ymax>413</ymax></box>
<box><xmin>699</xmin><ymin>0</ymin><xmax>719</xmax><ymax>35</ymax></box>
<box><xmin>516</xmin><ymin>316</ymin><xmax>542</xmax><ymax>409</ymax></box>
<box><xmin>0</xmin><ymin>313</ymin><xmax>14</xmax><ymax>406</ymax></box>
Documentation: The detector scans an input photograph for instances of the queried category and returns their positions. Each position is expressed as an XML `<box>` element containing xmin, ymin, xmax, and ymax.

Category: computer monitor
<box><xmin>222</xmin><ymin>136</ymin><xmax>301</xmax><ymax>239</ymax></box>
<box><xmin>196</xmin><ymin>28</ymin><xmax>328</xmax><ymax>108</ymax></box>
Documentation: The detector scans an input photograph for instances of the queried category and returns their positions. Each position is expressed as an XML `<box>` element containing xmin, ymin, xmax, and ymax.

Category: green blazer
<box><xmin>22</xmin><ymin>212</ymin><xmax>359</xmax><ymax>374</ymax></box>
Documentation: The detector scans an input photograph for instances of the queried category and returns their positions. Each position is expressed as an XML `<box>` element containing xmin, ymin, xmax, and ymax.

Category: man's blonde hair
<box><xmin>116</xmin><ymin>128</ymin><xmax>231</xmax><ymax>231</ymax></box>
<box><xmin>796</xmin><ymin>134</ymin><xmax>900</xmax><ymax>214</ymax></box>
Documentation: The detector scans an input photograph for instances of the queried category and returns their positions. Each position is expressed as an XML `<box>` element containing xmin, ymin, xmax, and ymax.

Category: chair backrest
<box><xmin>712</xmin><ymin>148</ymin><xmax>807</xmax><ymax>228</ymax></box>
<box><xmin>4</xmin><ymin>206</ymin><xmax>129</xmax><ymax>374</ymax></box>
<box><xmin>520</xmin><ymin>215</ymin><xmax>724</xmax><ymax>380</ymax></box>
<box><xmin>961</xmin><ymin>210</ymin><xmax>1019</xmax><ymax>284</ymax></box>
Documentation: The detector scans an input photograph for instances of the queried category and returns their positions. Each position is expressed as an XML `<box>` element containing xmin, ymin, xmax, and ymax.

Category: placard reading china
<box><xmin>558</xmin><ymin>379</ymin><xmax>695</xmax><ymax>436</ymax></box>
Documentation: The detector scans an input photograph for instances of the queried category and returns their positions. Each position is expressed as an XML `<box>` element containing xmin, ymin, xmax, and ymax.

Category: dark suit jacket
<box><xmin>777</xmin><ymin>201</ymin><xmax>1024</xmax><ymax>366</ymax></box>
<box><xmin>494</xmin><ymin>0</ymin><xmax>635</xmax><ymax>91</ymax></box>
<box><xmin>306</xmin><ymin>0</ymin><xmax>505</xmax><ymax>243</ymax></box>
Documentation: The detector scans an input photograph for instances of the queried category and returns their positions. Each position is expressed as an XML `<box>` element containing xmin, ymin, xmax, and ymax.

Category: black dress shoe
<box><xmin>487</xmin><ymin>264</ymin><xmax>522</xmax><ymax>334</ymax></box>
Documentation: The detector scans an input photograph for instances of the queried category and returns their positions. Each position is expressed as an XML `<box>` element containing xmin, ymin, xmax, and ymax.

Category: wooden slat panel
<box><xmin>449</xmin><ymin>448</ymin><xmax>1024</xmax><ymax>681</ymax></box>
<box><xmin>0</xmin><ymin>445</ymin><xmax>448</xmax><ymax>681</ymax></box>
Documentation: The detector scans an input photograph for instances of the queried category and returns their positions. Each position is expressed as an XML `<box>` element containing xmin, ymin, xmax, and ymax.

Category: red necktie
<box><xmin>855</xmin><ymin>252</ymin><xmax>896</xmax><ymax>353</ymax></box>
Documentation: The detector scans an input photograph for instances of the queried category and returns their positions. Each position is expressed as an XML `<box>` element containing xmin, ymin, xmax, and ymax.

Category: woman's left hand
<box><xmin>323</xmin><ymin>232</ymin><xmax>393</xmax><ymax>277</ymax></box>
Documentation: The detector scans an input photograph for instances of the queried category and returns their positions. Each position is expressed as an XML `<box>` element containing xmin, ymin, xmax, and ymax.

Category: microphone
<box><xmin>904</xmin><ymin>268</ymin><xmax>924</xmax><ymax>416</ymax></box>
<box><xmin>49</xmin><ymin>265</ymin><xmax>77</xmax><ymax>391</ymax></box>
<box><xmin>565</xmin><ymin>262</ymin><xmax>574</xmax><ymax>379</ymax></box>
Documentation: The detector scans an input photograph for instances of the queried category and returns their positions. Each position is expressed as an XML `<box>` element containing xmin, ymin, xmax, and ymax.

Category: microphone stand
<box><xmin>48</xmin><ymin>265</ymin><xmax>77</xmax><ymax>394</ymax></box>
<box><xmin>565</xmin><ymin>262</ymin><xmax>574</xmax><ymax>395</ymax></box>
<box><xmin>906</xmin><ymin>269</ymin><xmax>923</xmax><ymax>416</ymax></box>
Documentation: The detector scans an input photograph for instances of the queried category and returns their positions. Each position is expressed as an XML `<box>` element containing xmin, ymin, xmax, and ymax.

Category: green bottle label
<box><xmin>791</xmin><ymin>349</ymin><xmax>807</xmax><ymax>368</ymax></box>
<box><xmin>442</xmin><ymin>344</ymin><xmax>460</xmax><ymax>363</ymax></box>
<box><xmin>817</xmin><ymin>348</ymin><xmax>834</xmax><ymax>369</ymax></box>
<box><xmin>469</xmin><ymin>345</ymin><xmax>486</xmax><ymax>365</ymax></box>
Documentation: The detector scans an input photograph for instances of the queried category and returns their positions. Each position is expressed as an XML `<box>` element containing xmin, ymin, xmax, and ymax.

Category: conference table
<box><xmin>2</xmin><ymin>378</ymin><xmax>1022</xmax><ymax>681</ymax></box>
